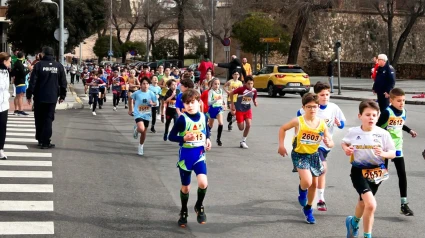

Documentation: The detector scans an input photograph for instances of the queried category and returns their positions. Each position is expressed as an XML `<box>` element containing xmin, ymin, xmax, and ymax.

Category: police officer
<box><xmin>26</xmin><ymin>47</ymin><xmax>67</xmax><ymax>149</ymax></box>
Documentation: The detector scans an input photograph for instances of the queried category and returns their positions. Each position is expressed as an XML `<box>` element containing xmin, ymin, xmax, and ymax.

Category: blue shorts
<box><xmin>207</xmin><ymin>106</ymin><xmax>223</xmax><ymax>119</ymax></box>
<box><xmin>177</xmin><ymin>147</ymin><xmax>207</xmax><ymax>186</ymax></box>
<box><xmin>291</xmin><ymin>151</ymin><xmax>324</xmax><ymax>177</ymax></box>
<box><xmin>16</xmin><ymin>85</ymin><xmax>26</xmax><ymax>94</ymax></box>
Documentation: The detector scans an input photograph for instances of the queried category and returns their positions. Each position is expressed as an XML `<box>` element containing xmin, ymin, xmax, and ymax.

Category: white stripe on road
<box><xmin>6</xmin><ymin>133</ymin><xmax>35</xmax><ymax>137</ymax></box>
<box><xmin>8</xmin><ymin>118</ymin><xmax>35</xmax><ymax>121</ymax></box>
<box><xmin>5</xmin><ymin>152</ymin><xmax>52</xmax><ymax>157</ymax></box>
<box><xmin>0</xmin><ymin>184</ymin><xmax>53</xmax><ymax>193</ymax></box>
<box><xmin>3</xmin><ymin>144</ymin><xmax>28</xmax><ymax>149</ymax></box>
<box><xmin>0</xmin><ymin>222</ymin><xmax>54</xmax><ymax>235</ymax></box>
<box><xmin>0</xmin><ymin>160</ymin><xmax>52</xmax><ymax>166</ymax></box>
<box><xmin>6</xmin><ymin>121</ymin><xmax>35</xmax><ymax>124</ymax></box>
<box><xmin>8</xmin><ymin>115</ymin><xmax>34</xmax><ymax>118</ymax></box>
<box><xmin>0</xmin><ymin>171</ymin><xmax>52</xmax><ymax>178</ymax></box>
<box><xmin>0</xmin><ymin>201</ymin><xmax>54</xmax><ymax>211</ymax></box>
<box><xmin>7</xmin><ymin>124</ymin><xmax>35</xmax><ymax>128</ymax></box>
<box><xmin>5</xmin><ymin>138</ymin><xmax>38</xmax><ymax>143</ymax></box>
<box><xmin>7</xmin><ymin>128</ymin><xmax>36</xmax><ymax>132</ymax></box>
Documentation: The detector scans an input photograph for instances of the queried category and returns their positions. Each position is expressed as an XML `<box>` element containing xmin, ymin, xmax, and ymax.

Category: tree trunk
<box><xmin>177</xmin><ymin>2</ymin><xmax>185</xmax><ymax>68</ymax></box>
<box><xmin>392</xmin><ymin>15</ymin><xmax>419</xmax><ymax>67</ymax></box>
<box><xmin>126</xmin><ymin>19</ymin><xmax>139</xmax><ymax>43</ymax></box>
<box><xmin>149</xmin><ymin>27</ymin><xmax>156</xmax><ymax>61</ymax></box>
<box><xmin>287</xmin><ymin>8</ymin><xmax>311</xmax><ymax>64</ymax></box>
<box><xmin>122</xmin><ymin>53</ymin><xmax>127</xmax><ymax>63</ymax></box>
<box><xmin>387</xmin><ymin>16</ymin><xmax>394</xmax><ymax>63</ymax></box>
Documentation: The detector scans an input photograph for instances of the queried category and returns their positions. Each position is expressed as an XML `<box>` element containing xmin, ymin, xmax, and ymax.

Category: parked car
<box><xmin>253</xmin><ymin>65</ymin><xmax>310</xmax><ymax>97</ymax></box>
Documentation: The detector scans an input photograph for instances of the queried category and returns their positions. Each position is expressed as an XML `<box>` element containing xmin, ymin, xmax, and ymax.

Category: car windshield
<box><xmin>278</xmin><ymin>66</ymin><xmax>304</xmax><ymax>73</ymax></box>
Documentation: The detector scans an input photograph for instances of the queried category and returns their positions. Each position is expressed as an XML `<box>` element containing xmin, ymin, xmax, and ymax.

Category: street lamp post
<box><xmin>109</xmin><ymin>0</ymin><xmax>112</xmax><ymax>60</ymax></box>
<box><xmin>41</xmin><ymin>0</ymin><xmax>64</xmax><ymax>65</ymax></box>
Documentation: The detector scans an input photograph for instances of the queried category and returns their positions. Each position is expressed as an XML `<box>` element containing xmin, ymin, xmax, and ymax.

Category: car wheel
<box><xmin>268</xmin><ymin>84</ymin><xmax>277</xmax><ymax>97</ymax></box>
<box><xmin>279</xmin><ymin>93</ymin><xmax>286</xmax><ymax>97</ymax></box>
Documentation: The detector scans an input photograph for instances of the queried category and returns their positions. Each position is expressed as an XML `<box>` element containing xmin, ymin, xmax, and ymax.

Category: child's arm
<box><xmin>403</xmin><ymin>124</ymin><xmax>417</xmax><ymax>137</ymax></box>
<box><xmin>322</xmin><ymin>127</ymin><xmax>334</xmax><ymax>148</ymax></box>
<box><xmin>208</xmin><ymin>90</ymin><xmax>216</xmax><ymax>106</ymax></box>
<box><xmin>278</xmin><ymin>117</ymin><xmax>298</xmax><ymax>157</ymax></box>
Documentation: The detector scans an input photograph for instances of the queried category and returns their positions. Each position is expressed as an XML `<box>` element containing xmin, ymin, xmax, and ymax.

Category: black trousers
<box><xmin>377</xmin><ymin>93</ymin><xmax>389</xmax><ymax>113</ymax></box>
<box><xmin>70</xmin><ymin>73</ymin><xmax>75</xmax><ymax>84</ymax></box>
<box><xmin>89</xmin><ymin>93</ymin><xmax>99</xmax><ymax>112</ymax></box>
<box><xmin>385</xmin><ymin>157</ymin><xmax>408</xmax><ymax>198</ymax></box>
<box><xmin>151</xmin><ymin>107</ymin><xmax>158</xmax><ymax>127</ymax></box>
<box><xmin>34</xmin><ymin>102</ymin><xmax>56</xmax><ymax>145</ymax></box>
<box><xmin>0</xmin><ymin>110</ymin><xmax>7</xmax><ymax>150</ymax></box>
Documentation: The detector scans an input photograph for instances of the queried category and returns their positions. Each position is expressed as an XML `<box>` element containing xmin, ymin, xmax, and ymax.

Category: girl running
<box><xmin>149</xmin><ymin>75</ymin><xmax>161</xmax><ymax>133</ymax></box>
<box><xmin>163</xmin><ymin>79</ymin><xmax>180</xmax><ymax>141</ymax></box>
<box><xmin>207</xmin><ymin>78</ymin><xmax>225</xmax><ymax>146</ymax></box>
<box><xmin>127</xmin><ymin>69</ymin><xmax>140</xmax><ymax>116</ymax></box>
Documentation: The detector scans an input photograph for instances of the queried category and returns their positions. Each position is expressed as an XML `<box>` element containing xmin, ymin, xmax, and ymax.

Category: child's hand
<box><xmin>278</xmin><ymin>145</ymin><xmax>288</xmax><ymax>157</ymax></box>
<box><xmin>184</xmin><ymin>133</ymin><xmax>196</xmax><ymax>142</ymax></box>
<box><xmin>205</xmin><ymin>139</ymin><xmax>212</xmax><ymax>151</ymax></box>
<box><xmin>410</xmin><ymin>130</ymin><xmax>417</xmax><ymax>138</ymax></box>
<box><xmin>373</xmin><ymin>146</ymin><xmax>383</xmax><ymax>156</ymax></box>
<box><xmin>323</xmin><ymin>136</ymin><xmax>331</xmax><ymax>147</ymax></box>
<box><xmin>334</xmin><ymin>118</ymin><xmax>341</xmax><ymax>127</ymax></box>
<box><xmin>344</xmin><ymin>145</ymin><xmax>354</xmax><ymax>156</ymax></box>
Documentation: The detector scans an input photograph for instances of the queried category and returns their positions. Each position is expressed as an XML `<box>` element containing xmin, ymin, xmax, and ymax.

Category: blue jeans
<box><xmin>328</xmin><ymin>76</ymin><xmax>334</xmax><ymax>92</ymax></box>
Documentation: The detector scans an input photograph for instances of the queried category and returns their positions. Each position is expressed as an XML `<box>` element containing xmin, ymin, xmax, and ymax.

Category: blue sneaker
<box><xmin>133</xmin><ymin>125</ymin><xmax>138</xmax><ymax>139</ymax></box>
<box><xmin>163</xmin><ymin>133</ymin><xmax>168</xmax><ymax>141</ymax></box>
<box><xmin>298</xmin><ymin>186</ymin><xmax>307</xmax><ymax>207</ymax></box>
<box><xmin>302</xmin><ymin>207</ymin><xmax>315</xmax><ymax>224</ymax></box>
<box><xmin>345</xmin><ymin>216</ymin><xmax>359</xmax><ymax>238</ymax></box>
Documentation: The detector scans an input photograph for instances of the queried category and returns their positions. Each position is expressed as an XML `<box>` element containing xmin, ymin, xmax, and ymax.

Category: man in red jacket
<box><xmin>198</xmin><ymin>56</ymin><xmax>214</xmax><ymax>85</ymax></box>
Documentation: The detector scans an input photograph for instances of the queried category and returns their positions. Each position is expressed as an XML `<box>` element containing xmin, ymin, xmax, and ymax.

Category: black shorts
<box><xmin>129</xmin><ymin>89</ymin><xmax>136</xmax><ymax>93</ymax></box>
<box><xmin>135</xmin><ymin>118</ymin><xmax>149</xmax><ymax>128</ymax></box>
<box><xmin>350</xmin><ymin>166</ymin><xmax>381</xmax><ymax>201</ymax></box>
<box><xmin>99</xmin><ymin>88</ymin><xmax>105</xmax><ymax>94</ymax></box>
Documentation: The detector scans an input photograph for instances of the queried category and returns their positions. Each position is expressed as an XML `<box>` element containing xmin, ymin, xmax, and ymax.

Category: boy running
<box><xmin>224</xmin><ymin>70</ymin><xmax>243</xmax><ymax>131</ymax></box>
<box><xmin>207</xmin><ymin>78</ymin><xmax>225</xmax><ymax>146</ymax></box>
<box><xmin>342</xmin><ymin>100</ymin><xmax>396</xmax><ymax>238</ymax></box>
<box><xmin>163</xmin><ymin>79</ymin><xmax>180</xmax><ymax>141</ymax></box>
<box><xmin>296</xmin><ymin>82</ymin><xmax>346</xmax><ymax>211</ymax></box>
<box><xmin>86</xmin><ymin>71</ymin><xmax>105</xmax><ymax>116</ymax></box>
<box><xmin>228</xmin><ymin>76</ymin><xmax>257</xmax><ymax>149</ymax></box>
<box><xmin>159</xmin><ymin>67</ymin><xmax>171</xmax><ymax>123</ymax></box>
<box><xmin>131</xmin><ymin>77</ymin><xmax>157</xmax><ymax>155</ymax></box>
<box><xmin>168</xmin><ymin>89</ymin><xmax>211</xmax><ymax>228</ymax></box>
<box><xmin>110</xmin><ymin>70</ymin><xmax>125</xmax><ymax>111</ymax></box>
<box><xmin>376</xmin><ymin>88</ymin><xmax>417</xmax><ymax>216</ymax></box>
<box><xmin>127</xmin><ymin>69</ymin><xmax>140</xmax><ymax>116</ymax></box>
<box><xmin>176</xmin><ymin>77</ymin><xmax>195</xmax><ymax>116</ymax></box>
<box><xmin>149</xmin><ymin>75</ymin><xmax>161</xmax><ymax>132</ymax></box>
<box><xmin>278</xmin><ymin>93</ymin><xmax>334</xmax><ymax>224</ymax></box>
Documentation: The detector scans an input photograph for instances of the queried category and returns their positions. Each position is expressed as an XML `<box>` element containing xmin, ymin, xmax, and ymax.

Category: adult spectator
<box><xmin>327</xmin><ymin>58</ymin><xmax>334</xmax><ymax>93</ymax></box>
<box><xmin>371</xmin><ymin>56</ymin><xmax>379</xmax><ymax>81</ymax></box>
<box><xmin>26</xmin><ymin>46</ymin><xmax>67</xmax><ymax>149</ymax></box>
<box><xmin>70</xmin><ymin>63</ymin><xmax>77</xmax><ymax>84</ymax></box>
<box><xmin>11</xmin><ymin>51</ymin><xmax>32</xmax><ymax>116</ymax></box>
<box><xmin>0</xmin><ymin>52</ymin><xmax>11</xmax><ymax>160</ymax></box>
<box><xmin>198</xmin><ymin>56</ymin><xmax>214</xmax><ymax>83</ymax></box>
<box><xmin>214</xmin><ymin>55</ymin><xmax>246</xmax><ymax>81</ymax></box>
<box><xmin>372</xmin><ymin>54</ymin><xmax>395</xmax><ymax>113</ymax></box>
<box><xmin>242</xmin><ymin>58</ymin><xmax>252</xmax><ymax>76</ymax></box>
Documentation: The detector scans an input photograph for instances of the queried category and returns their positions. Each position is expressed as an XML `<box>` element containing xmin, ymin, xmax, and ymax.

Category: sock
<box><xmin>364</xmin><ymin>232</ymin><xmax>372</xmax><ymax>238</ymax></box>
<box><xmin>352</xmin><ymin>216</ymin><xmax>361</xmax><ymax>227</ymax></box>
<box><xmin>242</xmin><ymin>137</ymin><xmax>247</xmax><ymax>142</ymax></box>
<box><xmin>217</xmin><ymin>125</ymin><xmax>223</xmax><ymax>140</ymax></box>
<box><xmin>401</xmin><ymin>197</ymin><xmax>408</xmax><ymax>205</ymax></box>
<box><xmin>180</xmin><ymin>190</ymin><xmax>189</xmax><ymax>212</ymax></box>
<box><xmin>195</xmin><ymin>187</ymin><xmax>208</xmax><ymax>209</ymax></box>
<box><xmin>139</xmin><ymin>144</ymin><xmax>144</xmax><ymax>149</ymax></box>
<box><xmin>304</xmin><ymin>204</ymin><xmax>312</xmax><ymax>211</ymax></box>
<box><xmin>299</xmin><ymin>185</ymin><xmax>307</xmax><ymax>198</ymax></box>
<box><xmin>317</xmin><ymin>188</ymin><xmax>325</xmax><ymax>201</ymax></box>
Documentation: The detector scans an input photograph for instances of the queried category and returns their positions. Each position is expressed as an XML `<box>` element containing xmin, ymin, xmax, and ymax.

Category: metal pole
<box><xmin>266</xmin><ymin>43</ymin><xmax>269</xmax><ymax>65</ymax></box>
<box><xmin>146</xmin><ymin>0</ymin><xmax>150</xmax><ymax>62</ymax></box>
<box><xmin>79</xmin><ymin>42</ymin><xmax>82</xmax><ymax>66</ymax></box>
<box><xmin>59</xmin><ymin>0</ymin><xmax>64</xmax><ymax>65</ymax></box>
<box><xmin>109</xmin><ymin>0</ymin><xmax>113</xmax><ymax>60</ymax></box>
<box><xmin>337</xmin><ymin>47</ymin><xmax>341</xmax><ymax>95</ymax></box>
<box><xmin>209</xmin><ymin>0</ymin><xmax>214</xmax><ymax>62</ymax></box>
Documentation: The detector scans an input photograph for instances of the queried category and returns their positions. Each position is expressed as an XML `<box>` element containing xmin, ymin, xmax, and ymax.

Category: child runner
<box><xmin>121</xmin><ymin>68</ymin><xmax>129</xmax><ymax>109</ymax></box>
<box><xmin>228</xmin><ymin>76</ymin><xmax>257</xmax><ymax>149</ymax></box>
<box><xmin>149</xmin><ymin>75</ymin><xmax>161</xmax><ymax>132</ymax></box>
<box><xmin>207</xmin><ymin>78</ymin><xmax>225</xmax><ymax>146</ymax></box>
<box><xmin>200</xmin><ymin>71</ymin><xmax>213</xmax><ymax>94</ymax></box>
<box><xmin>342</xmin><ymin>100</ymin><xmax>396</xmax><ymax>238</ymax></box>
<box><xmin>168</xmin><ymin>89</ymin><xmax>212</xmax><ymax>228</ymax></box>
<box><xmin>176</xmin><ymin>77</ymin><xmax>195</xmax><ymax>116</ymax></box>
<box><xmin>224</xmin><ymin>70</ymin><xmax>243</xmax><ymax>131</ymax></box>
<box><xmin>127</xmin><ymin>69</ymin><xmax>140</xmax><ymax>116</ymax></box>
<box><xmin>163</xmin><ymin>79</ymin><xmax>180</xmax><ymax>141</ymax></box>
<box><xmin>296</xmin><ymin>82</ymin><xmax>346</xmax><ymax>211</ymax></box>
<box><xmin>110</xmin><ymin>70</ymin><xmax>124</xmax><ymax>111</ymax></box>
<box><xmin>98</xmin><ymin>69</ymin><xmax>108</xmax><ymax>109</ymax></box>
<box><xmin>376</xmin><ymin>88</ymin><xmax>417</xmax><ymax>216</ymax></box>
<box><xmin>201</xmin><ymin>79</ymin><xmax>213</xmax><ymax>118</ymax></box>
<box><xmin>86</xmin><ymin>71</ymin><xmax>105</xmax><ymax>116</ymax></box>
<box><xmin>278</xmin><ymin>93</ymin><xmax>334</xmax><ymax>224</ymax></box>
<box><xmin>131</xmin><ymin>77</ymin><xmax>157</xmax><ymax>156</ymax></box>
<box><xmin>159</xmin><ymin>67</ymin><xmax>171</xmax><ymax>123</ymax></box>
<box><xmin>81</xmin><ymin>67</ymin><xmax>90</xmax><ymax>96</ymax></box>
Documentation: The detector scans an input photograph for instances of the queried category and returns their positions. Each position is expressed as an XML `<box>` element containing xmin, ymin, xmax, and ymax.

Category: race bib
<box><xmin>362</xmin><ymin>167</ymin><xmax>389</xmax><ymax>184</ymax></box>
<box><xmin>138</xmin><ymin>105</ymin><xmax>150</xmax><ymax>114</ymax></box>
<box><xmin>387</xmin><ymin>116</ymin><xmax>404</xmax><ymax>130</ymax></box>
<box><xmin>185</xmin><ymin>130</ymin><xmax>205</xmax><ymax>147</ymax></box>
<box><xmin>168</xmin><ymin>100</ymin><xmax>176</xmax><ymax>108</ymax></box>
<box><xmin>242</xmin><ymin>96</ymin><xmax>252</xmax><ymax>105</ymax></box>
<box><xmin>300</xmin><ymin>132</ymin><xmax>321</xmax><ymax>145</ymax></box>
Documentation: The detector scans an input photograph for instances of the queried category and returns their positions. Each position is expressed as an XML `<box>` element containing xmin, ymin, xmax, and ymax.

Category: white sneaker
<box><xmin>92</xmin><ymin>111</ymin><xmax>96</xmax><ymax>116</ymax></box>
<box><xmin>0</xmin><ymin>149</ymin><xmax>6</xmax><ymax>160</ymax></box>
<box><xmin>90</xmin><ymin>104</ymin><xmax>93</xmax><ymax>109</ymax></box>
<box><xmin>240</xmin><ymin>141</ymin><xmax>249</xmax><ymax>149</ymax></box>
<box><xmin>113</xmin><ymin>107</ymin><xmax>117</xmax><ymax>111</ymax></box>
<box><xmin>138</xmin><ymin>144</ymin><xmax>144</xmax><ymax>155</ymax></box>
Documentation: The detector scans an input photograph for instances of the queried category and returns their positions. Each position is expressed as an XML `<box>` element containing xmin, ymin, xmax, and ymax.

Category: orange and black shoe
<box><xmin>178</xmin><ymin>211</ymin><xmax>188</xmax><ymax>228</ymax></box>
<box><xmin>194</xmin><ymin>205</ymin><xmax>207</xmax><ymax>224</ymax></box>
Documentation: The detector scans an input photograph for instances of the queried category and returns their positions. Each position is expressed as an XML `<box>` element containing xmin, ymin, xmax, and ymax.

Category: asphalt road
<box><xmin>2</xmin><ymin>87</ymin><xmax>425</xmax><ymax>237</ymax></box>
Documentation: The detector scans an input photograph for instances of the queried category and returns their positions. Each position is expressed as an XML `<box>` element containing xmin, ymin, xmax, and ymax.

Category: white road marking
<box><xmin>3</xmin><ymin>144</ymin><xmax>28</xmax><ymax>149</ymax></box>
<box><xmin>7</xmin><ymin>124</ymin><xmax>35</xmax><ymax>128</ymax></box>
<box><xmin>0</xmin><ymin>184</ymin><xmax>53</xmax><ymax>193</ymax></box>
<box><xmin>0</xmin><ymin>160</ymin><xmax>52</xmax><ymax>166</ymax></box>
<box><xmin>7</xmin><ymin>128</ymin><xmax>36</xmax><ymax>132</ymax></box>
<box><xmin>8</xmin><ymin>118</ymin><xmax>35</xmax><ymax>121</ymax></box>
<box><xmin>5</xmin><ymin>138</ymin><xmax>38</xmax><ymax>143</ymax></box>
<box><xmin>6</xmin><ymin>133</ymin><xmax>35</xmax><ymax>137</ymax></box>
<box><xmin>0</xmin><ymin>222</ymin><xmax>54</xmax><ymax>235</ymax></box>
<box><xmin>0</xmin><ymin>170</ymin><xmax>52</xmax><ymax>178</ymax></box>
<box><xmin>6</xmin><ymin>121</ymin><xmax>35</xmax><ymax>124</ymax></box>
<box><xmin>5</xmin><ymin>152</ymin><xmax>52</xmax><ymax>157</ymax></box>
<box><xmin>0</xmin><ymin>201</ymin><xmax>54</xmax><ymax>211</ymax></box>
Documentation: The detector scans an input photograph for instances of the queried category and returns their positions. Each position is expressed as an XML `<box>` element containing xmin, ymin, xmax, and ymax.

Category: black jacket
<box><xmin>26</xmin><ymin>56</ymin><xmax>67</xmax><ymax>103</ymax></box>
<box><xmin>217</xmin><ymin>58</ymin><xmax>247</xmax><ymax>81</ymax></box>
<box><xmin>327</xmin><ymin>61</ymin><xmax>333</xmax><ymax>77</ymax></box>
<box><xmin>11</xmin><ymin>59</ymin><xmax>28</xmax><ymax>86</ymax></box>
<box><xmin>372</xmin><ymin>61</ymin><xmax>395</xmax><ymax>94</ymax></box>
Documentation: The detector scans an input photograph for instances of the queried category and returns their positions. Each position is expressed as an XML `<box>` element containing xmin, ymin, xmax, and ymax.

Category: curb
<box><xmin>310</xmin><ymin>84</ymin><xmax>422</xmax><ymax>95</ymax></box>
<box><xmin>330</xmin><ymin>95</ymin><xmax>425</xmax><ymax>105</ymax></box>
<box><xmin>55</xmin><ymin>84</ymin><xmax>84</xmax><ymax>110</ymax></box>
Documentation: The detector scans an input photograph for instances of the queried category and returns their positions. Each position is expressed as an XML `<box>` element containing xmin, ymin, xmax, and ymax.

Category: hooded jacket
<box><xmin>217</xmin><ymin>58</ymin><xmax>247</xmax><ymax>81</ymax></box>
<box><xmin>0</xmin><ymin>64</ymin><xmax>10</xmax><ymax>112</ymax></box>
<box><xmin>372</xmin><ymin>61</ymin><xmax>395</xmax><ymax>94</ymax></box>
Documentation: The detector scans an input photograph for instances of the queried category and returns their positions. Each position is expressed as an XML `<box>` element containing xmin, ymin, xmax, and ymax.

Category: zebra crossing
<box><xmin>0</xmin><ymin>113</ymin><xmax>54</xmax><ymax>235</ymax></box>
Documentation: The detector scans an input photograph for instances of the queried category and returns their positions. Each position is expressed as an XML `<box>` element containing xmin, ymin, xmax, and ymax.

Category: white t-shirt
<box><xmin>342</xmin><ymin>126</ymin><xmax>395</xmax><ymax>168</ymax></box>
<box><xmin>299</xmin><ymin>102</ymin><xmax>346</xmax><ymax>151</ymax></box>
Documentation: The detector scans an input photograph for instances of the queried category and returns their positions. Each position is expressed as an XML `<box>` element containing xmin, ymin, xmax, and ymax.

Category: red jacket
<box><xmin>198</xmin><ymin>60</ymin><xmax>214</xmax><ymax>81</ymax></box>
<box><xmin>371</xmin><ymin>63</ymin><xmax>379</xmax><ymax>81</ymax></box>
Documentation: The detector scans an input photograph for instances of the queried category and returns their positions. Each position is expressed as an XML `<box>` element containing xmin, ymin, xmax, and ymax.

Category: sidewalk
<box><xmin>329</xmin><ymin>90</ymin><xmax>425</xmax><ymax>105</ymax></box>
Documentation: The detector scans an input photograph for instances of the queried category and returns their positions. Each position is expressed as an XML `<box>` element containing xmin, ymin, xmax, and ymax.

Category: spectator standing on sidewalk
<box><xmin>70</xmin><ymin>63</ymin><xmax>77</xmax><ymax>84</ymax></box>
<box><xmin>11</xmin><ymin>51</ymin><xmax>32</xmax><ymax>116</ymax></box>
<box><xmin>372</xmin><ymin>54</ymin><xmax>395</xmax><ymax>113</ymax></box>
<box><xmin>242</xmin><ymin>58</ymin><xmax>252</xmax><ymax>76</ymax></box>
<box><xmin>26</xmin><ymin>46</ymin><xmax>67</xmax><ymax>149</ymax></box>
<box><xmin>214</xmin><ymin>55</ymin><xmax>247</xmax><ymax>81</ymax></box>
<box><xmin>0</xmin><ymin>52</ymin><xmax>11</xmax><ymax>160</ymax></box>
<box><xmin>327</xmin><ymin>58</ymin><xmax>334</xmax><ymax>93</ymax></box>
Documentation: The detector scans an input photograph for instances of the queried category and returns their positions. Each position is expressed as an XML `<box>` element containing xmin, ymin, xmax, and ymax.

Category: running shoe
<box><xmin>92</xmin><ymin>111</ymin><xmax>97</xmax><ymax>116</ymax></box>
<box><xmin>292</xmin><ymin>166</ymin><xmax>298</xmax><ymax>173</ymax></box>
<box><xmin>194</xmin><ymin>205</ymin><xmax>207</xmax><ymax>224</ymax></box>
<box><xmin>125</xmin><ymin>105</ymin><xmax>128</xmax><ymax>109</ymax></box>
<box><xmin>113</xmin><ymin>107</ymin><xmax>117</xmax><ymax>111</ymax></box>
<box><xmin>19</xmin><ymin>111</ymin><xmax>29</xmax><ymax>116</ymax></box>
<box><xmin>13</xmin><ymin>110</ymin><xmax>19</xmax><ymax>115</ymax></box>
<box><xmin>217</xmin><ymin>139</ymin><xmax>222</xmax><ymax>146</ymax></box>
<box><xmin>0</xmin><ymin>150</ymin><xmax>7</xmax><ymax>160</ymax></box>
<box><xmin>345</xmin><ymin>216</ymin><xmax>359</xmax><ymax>238</ymax></box>
<box><xmin>228</xmin><ymin>124</ymin><xmax>232</xmax><ymax>131</ymax></box>
<box><xmin>401</xmin><ymin>203</ymin><xmax>414</xmax><ymax>216</ymax></box>
<box><xmin>163</xmin><ymin>133</ymin><xmax>168</xmax><ymax>141</ymax></box>
<box><xmin>178</xmin><ymin>211</ymin><xmax>188</xmax><ymax>228</ymax></box>
<box><xmin>317</xmin><ymin>200</ymin><xmax>327</xmax><ymax>211</ymax></box>
<box><xmin>133</xmin><ymin>125</ymin><xmax>138</xmax><ymax>139</ymax></box>
<box><xmin>302</xmin><ymin>207</ymin><xmax>315</xmax><ymax>224</ymax></box>
<box><xmin>240</xmin><ymin>141</ymin><xmax>249</xmax><ymax>149</ymax></box>
<box><xmin>151</xmin><ymin>127</ymin><xmax>156</xmax><ymax>133</ymax></box>
<box><xmin>40</xmin><ymin>143</ymin><xmax>55</xmax><ymax>149</ymax></box>
<box><xmin>137</xmin><ymin>144</ymin><xmax>143</xmax><ymax>155</ymax></box>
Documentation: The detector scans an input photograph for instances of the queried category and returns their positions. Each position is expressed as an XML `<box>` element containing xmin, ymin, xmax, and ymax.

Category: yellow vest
<box><xmin>228</xmin><ymin>80</ymin><xmax>243</xmax><ymax>102</ymax></box>
<box><xmin>294</xmin><ymin>116</ymin><xmax>326</xmax><ymax>154</ymax></box>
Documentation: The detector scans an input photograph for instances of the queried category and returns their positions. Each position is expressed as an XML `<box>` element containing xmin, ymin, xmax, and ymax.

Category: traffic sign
<box><xmin>224</xmin><ymin>46</ymin><xmax>230</xmax><ymax>52</ymax></box>
<box><xmin>54</xmin><ymin>28</ymin><xmax>69</xmax><ymax>42</ymax></box>
<box><xmin>260</xmin><ymin>37</ymin><xmax>281</xmax><ymax>43</ymax></box>
<box><xmin>223</xmin><ymin>37</ymin><xmax>231</xmax><ymax>46</ymax></box>
<box><xmin>108</xmin><ymin>50</ymin><xmax>114</xmax><ymax>56</ymax></box>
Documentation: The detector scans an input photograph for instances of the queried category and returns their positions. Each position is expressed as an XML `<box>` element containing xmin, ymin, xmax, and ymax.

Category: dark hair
<box><xmin>182</xmin><ymin>89</ymin><xmax>200</xmax><ymax>103</ymax></box>
<box><xmin>17</xmin><ymin>52</ymin><xmax>24</xmax><ymax>58</ymax></box>
<box><xmin>359</xmin><ymin>100</ymin><xmax>380</xmax><ymax>114</ymax></box>
<box><xmin>232</xmin><ymin>69</ymin><xmax>240</xmax><ymax>75</ymax></box>
<box><xmin>42</xmin><ymin>46</ymin><xmax>54</xmax><ymax>56</ymax></box>
<box><xmin>187</xmin><ymin>68</ymin><xmax>193</xmax><ymax>72</ymax></box>
<box><xmin>313</xmin><ymin>81</ymin><xmax>331</xmax><ymax>94</ymax></box>
<box><xmin>91</xmin><ymin>70</ymin><xmax>99</xmax><ymax>76</ymax></box>
<box><xmin>244</xmin><ymin>75</ymin><xmax>254</xmax><ymax>83</ymax></box>
<box><xmin>0</xmin><ymin>52</ymin><xmax>11</xmax><ymax>63</ymax></box>
<box><xmin>180</xmin><ymin>78</ymin><xmax>195</xmax><ymax>89</ymax></box>
<box><xmin>140</xmin><ymin>76</ymin><xmax>151</xmax><ymax>84</ymax></box>
<box><xmin>302</xmin><ymin>93</ymin><xmax>319</xmax><ymax>106</ymax></box>
<box><xmin>166</xmin><ymin>79</ymin><xmax>176</xmax><ymax>87</ymax></box>
<box><xmin>390</xmin><ymin>88</ymin><xmax>405</xmax><ymax>99</ymax></box>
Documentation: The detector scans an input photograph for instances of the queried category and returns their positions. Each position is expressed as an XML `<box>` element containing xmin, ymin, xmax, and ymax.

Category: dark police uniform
<box><xmin>26</xmin><ymin>55</ymin><xmax>67</xmax><ymax>147</ymax></box>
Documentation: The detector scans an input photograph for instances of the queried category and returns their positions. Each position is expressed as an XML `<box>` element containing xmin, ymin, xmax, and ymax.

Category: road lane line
<box><xmin>3</xmin><ymin>144</ymin><xmax>28</xmax><ymax>149</ymax></box>
<box><xmin>6</xmin><ymin>133</ymin><xmax>35</xmax><ymax>137</ymax></box>
<box><xmin>5</xmin><ymin>138</ymin><xmax>38</xmax><ymax>143</ymax></box>
<box><xmin>0</xmin><ymin>160</ymin><xmax>52</xmax><ymax>166</ymax></box>
<box><xmin>0</xmin><ymin>201</ymin><xmax>54</xmax><ymax>211</ymax></box>
<box><xmin>0</xmin><ymin>171</ymin><xmax>52</xmax><ymax>178</ymax></box>
<box><xmin>7</xmin><ymin>124</ymin><xmax>35</xmax><ymax>128</ymax></box>
<box><xmin>0</xmin><ymin>184</ymin><xmax>53</xmax><ymax>193</ymax></box>
<box><xmin>0</xmin><ymin>222</ymin><xmax>54</xmax><ymax>235</ymax></box>
<box><xmin>6</xmin><ymin>121</ymin><xmax>34</xmax><ymax>124</ymax></box>
<box><xmin>7</xmin><ymin>128</ymin><xmax>36</xmax><ymax>132</ymax></box>
<box><xmin>5</xmin><ymin>152</ymin><xmax>52</xmax><ymax>157</ymax></box>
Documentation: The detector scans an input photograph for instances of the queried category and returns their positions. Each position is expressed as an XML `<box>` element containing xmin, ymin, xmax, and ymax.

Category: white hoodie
<box><xmin>0</xmin><ymin>66</ymin><xmax>10</xmax><ymax>112</ymax></box>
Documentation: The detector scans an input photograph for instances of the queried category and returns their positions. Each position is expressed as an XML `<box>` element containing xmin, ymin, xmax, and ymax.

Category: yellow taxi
<box><xmin>253</xmin><ymin>65</ymin><xmax>310</xmax><ymax>97</ymax></box>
